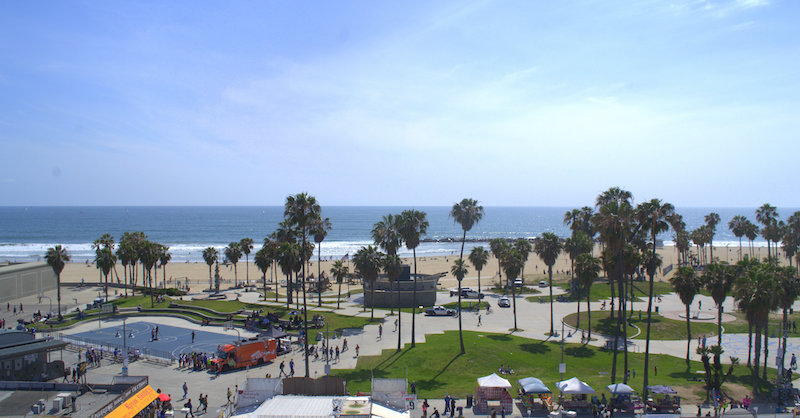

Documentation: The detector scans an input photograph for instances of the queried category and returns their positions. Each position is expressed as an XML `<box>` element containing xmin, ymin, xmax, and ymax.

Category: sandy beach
<box><xmin>58</xmin><ymin>244</ymin><xmax>777</xmax><ymax>293</ymax></box>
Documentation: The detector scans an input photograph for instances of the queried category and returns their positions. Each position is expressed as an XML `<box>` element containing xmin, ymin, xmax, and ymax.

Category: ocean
<box><xmin>0</xmin><ymin>206</ymin><xmax>793</xmax><ymax>263</ymax></box>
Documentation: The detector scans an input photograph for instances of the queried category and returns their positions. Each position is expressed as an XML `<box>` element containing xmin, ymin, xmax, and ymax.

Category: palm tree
<box><xmin>705</xmin><ymin>212</ymin><xmax>721</xmax><ymax>262</ymax></box>
<box><xmin>158</xmin><ymin>245</ymin><xmax>171</xmax><ymax>290</ymax></box>
<box><xmin>756</xmin><ymin>203</ymin><xmax>779</xmax><ymax>262</ymax></box>
<box><xmin>564</xmin><ymin>231</ymin><xmax>593</xmax><ymax>298</ymax></box>
<box><xmin>330</xmin><ymin>260</ymin><xmax>349</xmax><ymax>309</ymax></box>
<box><xmin>372</xmin><ymin>214</ymin><xmax>402</xmax><ymax>314</ymax></box>
<box><xmin>116</xmin><ymin>238</ymin><xmax>136</xmax><ymax>297</ymax></box>
<box><xmin>224</xmin><ymin>242</ymin><xmax>242</xmax><ymax>287</ymax></box>
<box><xmin>729</xmin><ymin>215</ymin><xmax>748</xmax><ymax>261</ymax></box>
<box><xmin>202</xmin><ymin>247</ymin><xmax>218</xmax><ymax>291</ymax></box>
<box><xmin>254</xmin><ymin>247</ymin><xmax>272</xmax><ymax>302</ymax></box>
<box><xmin>277</xmin><ymin>242</ymin><xmax>302</xmax><ymax>309</ymax></box>
<box><xmin>384</xmin><ymin>254</ymin><xmax>404</xmax><ymax>351</ymax></box>
<box><xmin>45</xmin><ymin>245</ymin><xmax>70</xmax><ymax>318</ymax></box>
<box><xmin>490</xmin><ymin>238</ymin><xmax>509</xmax><ymax>287</ymax></box>
<box><xmin>499</xmin><ymin>249</ymin><xmax>523</xmax><ymax>330</ymax></box>
<box><xmin>777</xmin><ymin>269</ymin><xmax>800</xmax><ymax>377</ymax></box>
<box><xmin>95</xmin><ymin>247</ymin><xmax>116</xmax><ymax>302</ymax></box>
<box><xmin>450</xmin><ymin>198</ymin><xmax>484</xmax><ymax>354</ymax></box>
<box><xmin>702</xmin><ymin>262</ymin><xmax>736</xmax><ymax>346</ymax></box>
<box><xmin>670</xmin><ymin>266</ymin><xmax>700</xmax><ymax>364</ymax></box>
<box><xmin>734</xmin><ymin>262</ymin><xmax>778</xmax><ymax>395</ymax></box>
<box><xmin>534</xmin><ymin>232</ymin><xmax>563</xmax><ymax>336</ymax></box>
<box><xmin>398</xmin><ymin>209</ymin><xmax>428</xmax><ymax>348</ymax></box>
<box><xmin>513</xmin><ymin>238</ymin><xmax>533</xmax><ymax>285</ymax></box>
<box><xmin>635</xmin><ymin>198</ymin><xmax>675</xmax><ymax>396</ymax></box>
<box><xmin>469</xmin><ymin>246</ymin><xmax>489</xmax><ymax>299</ymax></box>
<box><xmin>575</xmin><ymin>253</ymin><xmax>600</xmax><ymax>341</ymax></box>
<box><xmin>353</xmin><ymin>245</ymin><xmax>384</xmax><ymax>320</ymax></box>
<box><xmin>311</xmin><ymin>217</ymin><xmax>332</xmax><ymax>307</ymax></box>
<box><xmin>240</xmin><ymin>238</ymin><xmax>254</xmax><ymax>286</ymax></box>
<box><xmin>139</xmin><ymin>241</ymin><xmax>159</xmax><ymax>308</ymax></box>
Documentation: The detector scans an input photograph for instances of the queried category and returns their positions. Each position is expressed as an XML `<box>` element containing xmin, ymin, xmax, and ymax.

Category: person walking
<box><xmin>191</xmin><ymin>331</ymin><xmax>195</xmax><ymax>344</ymax></box>
<box><xmin>450</xmin><ymin>398</ymin><xmax>455</xmax><ymax>417</ymax></box>
<box><xmin>378</xmin><ymin>324</ymin><xmax>383</xmax><ymax>340</ymax></box>
<box><xmin>477</xmin><ymin>314</ymin><xmax>482</xmax><ymax>326</ymax></box>
<box><xmin>289</xmin><ymin>359</ymin><xmax>295</xmax><ymax>376</ymax></box>
<box><xmin>182</xmin><ymin>382</ymin><xmax>188</xmax><ymax>399</ymax></box>
<box><xmin>227</xmin><ymin>387</ymin><xmax>232</xmax><ymax>404</ymax></box>
<box><xmin>185</xmin><ymin>398</ymin><xmax>194</xmax><ymax>417</ymax></box>
<box><xmin>279</xmin><ymin>361</ymin><xmax>286</xmax><ymax>377</ymax></box>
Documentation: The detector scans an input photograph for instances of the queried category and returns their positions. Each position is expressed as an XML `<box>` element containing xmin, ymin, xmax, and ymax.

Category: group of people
<box><xmin>310</xmin><ymin>338</ymin><xmax>346</xmax><ymax>362</ymax></box>
<box><xmin>178</xmin><ymin>351</ymin><xmax>211</xmax><ymax>371</ymax></box>
<box><xmin>498</xmin><ymin>365</ymin><xmax>514</xmax><ymax>374</ymax></box>
<box><xmin>80</xmin><ymin>347</ymin><xmax>104</xmax><ymax>367</ymax></box>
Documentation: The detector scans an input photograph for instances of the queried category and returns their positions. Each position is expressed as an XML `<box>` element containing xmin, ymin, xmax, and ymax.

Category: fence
<box><xmin>56</xmin><ymin>333</ymin><xmax>174</xmax><ymax>365</ymax></box>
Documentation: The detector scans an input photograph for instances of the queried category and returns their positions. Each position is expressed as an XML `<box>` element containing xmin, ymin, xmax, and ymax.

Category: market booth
<box><xmin>646</xmin><ymin>385</ymin><xmax>681</xmax><ymax>414</ymax></box>
<box><xmin>606</xmin><ymin>383</ymin><xmax>640</xmax><ymax>415</ymax></box>
<box><xmin>518</xmin><ymin>377</ymin><xmax>553</xmax><ymax>416</ymax></box>
<box><xmin>474</xmin><ymin>373</ymin><xmax>514</xmax><ymax>415</ymax></box>
<box><xmin>556</xmin><ymin>377</ymin><xmax>595</xmax><ymax>415</ymax></box>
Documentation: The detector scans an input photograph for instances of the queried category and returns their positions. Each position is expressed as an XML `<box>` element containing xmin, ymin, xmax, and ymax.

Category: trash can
<box><xmin>655</xmin><ymin>306</ymin><xmax>659</xmax><ymax>313</ymax></box>
<box><xmin>466</xmin><ymin>395</ymin><xmax>473</xmax><ymax>408</ymax></box>
<box><xmin>457</xmin><ymin>406</ymin><xmax>463</xmax><ymax>416</ymax></box>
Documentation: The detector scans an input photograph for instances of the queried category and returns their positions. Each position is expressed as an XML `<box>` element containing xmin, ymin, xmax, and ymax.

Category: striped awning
<box><xmin>105</xmin><ymin>385</ymin><xmax>159</xmax><ymax>418</ymax></box>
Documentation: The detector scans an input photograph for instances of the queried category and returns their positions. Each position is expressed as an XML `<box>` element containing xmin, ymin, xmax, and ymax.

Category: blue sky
<box><xmin>1</xmin><ymin>0</ymin><xmax>798</xmax><ymax>207</ymax></box>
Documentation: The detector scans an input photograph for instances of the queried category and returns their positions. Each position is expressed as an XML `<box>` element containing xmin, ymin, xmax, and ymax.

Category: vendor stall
<box><xmin>646</xmin><ymin>385</ymin><xmax>681</xmax><ymax>414</ymax></box>
<box><xmin>556</xmin><ymin>377</ymin><xmax>595</xmax><ymax>415</ymax></box>
<box><xmin>518</xmin><ymin>377</ymin><xmax>553</xmax><ymax>416</ymax></box>
<box><xmin>474</xmin><ymin>373</ymin><xmax>514</xmax><ymax>414</ymax></box>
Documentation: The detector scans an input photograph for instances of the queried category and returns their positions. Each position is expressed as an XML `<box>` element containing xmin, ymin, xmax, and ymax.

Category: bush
<box><xmin>132</xmin><ymin>286</ymin><xmax>186</xmax><ymax>296</ymax></box>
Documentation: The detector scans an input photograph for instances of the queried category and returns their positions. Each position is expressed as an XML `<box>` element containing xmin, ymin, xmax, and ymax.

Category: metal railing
<box><xmin>56</xmin><ymin>333</ymin><xmax>174</xmax><ymax>364</ymax></box>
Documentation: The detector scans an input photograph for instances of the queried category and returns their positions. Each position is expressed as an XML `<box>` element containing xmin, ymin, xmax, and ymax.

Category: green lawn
<box><xmin>563</xmin><ymin>310</ymin><xmax>718</xmax><ymax>340</ymax></box>
<box><xmin>331</xmin><ymin>330</ymin><xmax>770</xmax><ymax>401</ymax></box>
<box><xmin>556</xmin><ymin>281</ymin><xmax>676</xmax><ymax>303</ymax></box>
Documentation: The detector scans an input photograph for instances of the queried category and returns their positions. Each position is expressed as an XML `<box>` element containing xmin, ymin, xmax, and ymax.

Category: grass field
<box><xmin>563</xmin><ymin>310</ymin><xmax>718</xmax><ymax>340</ymax></box>
<box><xmin>330</xmin><ymin>330</ymin><xmax>771</xmax><ymax>401</ymax></box>
<box><xmin>555</xmin><ymin>281</ymin><xmax>676</xmax><ymax>303</ymax></box>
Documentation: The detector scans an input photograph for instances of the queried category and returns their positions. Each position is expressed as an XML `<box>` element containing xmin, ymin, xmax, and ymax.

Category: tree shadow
<box><xmin>432</xmin><ymin>352</ymin><xmax>463</xmax><ymax>380</ymax></box>
<box><xmin>520</xmin><ymin>342</ymin><xmax>551</xmax><ymax>354</ymax></box>
<box><xmin>487</xmin><ymin>335</ymin><xmax>512</xmax><ymax>342</ymax></box>
<box><xmin>376</xmin><ymin>348</ymin><xmax>410</xmax><ymax>369</ymax></box>
<box><xmin>565</xmin><ymin>346</ymin><xmax>595</xmax><ymax>358</ymax></box>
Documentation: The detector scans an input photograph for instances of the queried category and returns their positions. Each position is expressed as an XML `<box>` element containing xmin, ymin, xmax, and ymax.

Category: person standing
<box><xmin>450</xmin><ymin>398</ymin><xmax>455</xmax><ymax>417</ymax></box>
<box><xmin>191</xmin><ymin>331</ymin><xmax>195</xmax><ymax>344</ymax></box>
<box><xmin>227</xmin><ymin>387</ymin><xmax>232</xmax><ymax>404</ymax></box>
<box><xmin>444</xmin><ymin>394</ymin><xmax>451</xmax><ymax>414</ymax></box>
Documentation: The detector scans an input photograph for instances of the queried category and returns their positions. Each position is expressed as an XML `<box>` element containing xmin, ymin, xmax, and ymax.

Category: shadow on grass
<box><xmin>565</xmin><ymin>346</ymin><xmax>595</xmax><ymax>358</ymax></box>
<box><xmin>376</xmin><ymin>348</ymin><xmax>410</xmax><ymax>369</ymax></box>
<box><xmin>520</xmin><ymin>342</ymin><xmax>551</xmax><ymax>354</ymax></box>
<box><xmin>487</xmin><ymin>335</ymin><xmax>512</xmax><ymax>342</ymax></box>
<box><xmin>433</xmin><ymin>352</ymin><xmax>463</xmax><ymax>380</ymax></box>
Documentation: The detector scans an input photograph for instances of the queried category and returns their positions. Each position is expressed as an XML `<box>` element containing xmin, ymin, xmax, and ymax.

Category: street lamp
<box><xmin>122</xmin><ymin>318</ymin><xmax>128</xmax><ymax>376</ymax></box>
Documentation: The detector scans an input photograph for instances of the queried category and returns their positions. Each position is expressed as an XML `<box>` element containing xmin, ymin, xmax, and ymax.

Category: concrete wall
<box><xmin>0</xmin><ymin>262</ymin><xmax>57</xmax><ymax>303</ymax></box>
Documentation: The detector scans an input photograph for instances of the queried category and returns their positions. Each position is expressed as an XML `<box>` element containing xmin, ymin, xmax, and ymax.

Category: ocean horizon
<box><xmin>1</xmin><ymin>206</ymin><xmax>795</xmax><ymax>263</ymax></box>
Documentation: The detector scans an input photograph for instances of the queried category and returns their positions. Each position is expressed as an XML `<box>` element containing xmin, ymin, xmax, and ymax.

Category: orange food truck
<box><xmin>212</xmin><ymin>336</ymin><xmax>277</xmax><ymax>372</ymax></box>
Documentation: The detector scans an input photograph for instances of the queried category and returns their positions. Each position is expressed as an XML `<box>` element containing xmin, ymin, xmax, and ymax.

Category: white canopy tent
<box><xmin>606</xmin><ymin>383</ymin><xmax>635</xmax><ymax>394</ymax></box>
<box><xmin>477</xmin><ymin>373</ymin><xmax>512</xmax><ymax>388</ymax></box>
<box><xmin>556</xmin><ymin>377</ymin><xmax>595</xmax><ymax>394</ymax></box>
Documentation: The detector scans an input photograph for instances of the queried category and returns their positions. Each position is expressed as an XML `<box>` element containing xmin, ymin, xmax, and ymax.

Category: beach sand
<box><xmin>58</xmin><ymin>245</ymin><xmax>776</xmax><ymax>294</ymax></box>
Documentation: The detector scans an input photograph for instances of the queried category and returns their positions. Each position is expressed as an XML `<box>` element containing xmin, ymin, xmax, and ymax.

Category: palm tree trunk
<box><xmin>458</xmin><ymin>230</ymin><xmax>466</xmax><ymax>354</ymax></box>
<box><xmin>245</xmin><ymin>254</ymin><xmax>249</xmax><ymax>285</ymax></box>
<box><xmin>685</xmin><ymin>303</ymin><xmax>692</xmax><ymax>364</ymax></box>
<box><xmin>783</xmin><ymin>308</ymin><xmax>790</xmax><ymax>373</ymax></box>
<box><xmin>337</xmin><ymin>276</ymin><xmax>342</xmax><ymax>309</ymax></box>
<box><xmin>747</xmin><ymin>321</ymin><xmax>753</xmax><ymax>367</ymax></box>
<box><xmin>56</xmin><ymin>273</ymin><xmax>62</xmax><ymax>318</ymax></box>
<box><xmin>370</xmin><ymin>279</ymin><xmax>376</xmax><ymax>320</ymax></box>
<box><xmin>263</xmin><ymin>273</ymin><xmax>268</xmax><ymax>302</ymax></box>
<box><xmin>763</xmin><ymin>324</ymin><xmax>768</xmax><ymax>380</ymax></box>
<box><xmin>234</xmin><ymin>263</ymin><xmax>238</xmax><ymax>288</ymax></box>
<box><xmin>548</xmin><ymin>266</ymin><xmax>554</xmax><ymax>336</ymax></box>
<box><xmin>753</xmin><ymin>324</ymin><xmax>762</xmax><ymax>395</ymax></box>
<box><xmin>104</xmin><ymin>272</ymin><xmax>109</xmax><ymax>302</ymax></box>
<box><xmin>149</xmin><ymin>269</ymin><xmax>154</xmax><ymax>308</ymax></box>
<box><xmin>717</xmin><ymin>304</ymin><xmax>723</xmax><ymax>346</ymax></box>
<box><xmin>512</xmin><ymin>276</ymin><xmax>518</xmax><ymax>330</ymax></box>
<box><xmin>587</xmin><ymin>294</ymin><xmax>592</xmax><ymax>341</ymax></box>
<box><xmin>389</xmin><ymin>273</ymin><xmax>395</xmax><ymax>315</ymax></box>
<box><xmin>285</xmin><ymin>273</ymin><xmax>291</xmax><ymax>310</ymax></box>
<box><xmin>397</xmin><ymin>273</ymin><xmax>402</xmax><ymax>352</ymax></box>
<box><xmin>412</xmin><ymin>248</ymin><xmax>418</xmax><ymax>347</ymax></box>
<box><xmin>643</xmin><ymin>239</ymin><xmax>656</xmax><ymax>396</ymax></box>
<box><xmin>317</xmin><ymin>247</ymin><xmax>322</xmax><ymax>307</ymax></box>
<box><xmin>576</xmin><ymin>293</ymin><xmax>581</xmax><ymax>330</ymax></box>
<box><xmin>739</xmin><ymin>237</ymin><xmax>743</xmax><ymax>261</ymax></box>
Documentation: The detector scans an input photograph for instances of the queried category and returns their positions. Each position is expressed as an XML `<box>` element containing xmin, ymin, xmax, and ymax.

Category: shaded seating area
<box><xmin>556</xmin><ymin>377</ymin><xmax>595</xmax><ymax>416</ymax></box>
<box><xmin>517</xmin><ymin>377</ymin><xmax>553</xmax><ymax>416</ymax></box>
<box><xmin>646</xmin><ymin>385</ymin><xmax>681</xmax><ymax>414</ymax></box>
<box><xmin>474</xmin><ymin>373</ymin><xmax>514</xmax><ymax>415</ymax></box>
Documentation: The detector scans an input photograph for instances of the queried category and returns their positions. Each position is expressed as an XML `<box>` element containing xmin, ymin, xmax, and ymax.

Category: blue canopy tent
<box><xmin>518</xmin><ymin>377</ymin><xmax>551</xmax><ymax>394</ymax></box>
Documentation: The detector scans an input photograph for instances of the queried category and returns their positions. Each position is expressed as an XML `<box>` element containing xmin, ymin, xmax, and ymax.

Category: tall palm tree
<box><xmin>116</xmin><ymin>238</ymin><xmax>136</xmax><ymax>297</ymax></box>
<box><xmin>499</xmin><ymin>249</ymin><xmax>523</xmax><ymax>330</ymax></box>
<box><xmin>702</xmin><ymin>262</ymin><xmax>736</xmax><ymax>346</ymax></box>
<box><xmin>202</xmin><ymin>247</ymin><xmax>218</xmax><ymax>291</ymax></box>
<box><xmin>240</xmin><ymin>238</ymin><xmax>254</xmax><ymax>286</ymax></box>
<box><xmin>534</xmin><ymin>232</ymin><xmax>563</xmax><ymax>336</ymax></box>
<box><xmin>276</xmin><ymin>241</ymin><xmax>301</xmax><ymax>308</ymax></box>
<box><xmin>45</xmin><ymin>245</ymin><xmax>70</xmax><ymax>318</ymax></box>
<box><xmin>224</xmin><ymin>242</ymin><xmax>243</xmax><ymax>287</ymax></box>
<box><xmin>372</xmin><ymin>214</ymin><xmax>402</xmax><ymax>314</ymax></box>
<box><xmin>705</xmin><ymin>213</ymin><xmax>721</xmax><ymax>262</ymax></box>
<box><xmin>490</xmin><ymin>238</ymin><xmax>509</xmax><ymax>287</ymax></box>
<box><xmin>777</xmin><ymin>268</ymin><xmax>800</xmax><ymax>377</ymax></box>
<box><xmin>756</xmin><ymin>203</ymin><xmax>779</xmax><ymax>262</ymax></box>
<box><xmin>254</xmin><ymin>247</ymin><xmax>272</xmax><ymax>302</ymax></box>
<box><xmin>330</xmin><ymin>260</ymin><xmax>349</xmax><ymax>309</ymax></box>
<box><xmin>735</xmin><ymin>262</ymin><xmax>779</xmax><ymax>395</ymax></box>
<box><xmin>564</xmin><ymin>231</ymin><xmax>593</xmax><ymax>298</ymax></box>
<box><xmin>138</xmin><ymin>241</ymin><xmax>159</xmax><ymax>308</ymax></box>
<box><xmin>353</xmin><ymin>245</ymin><xmax>383</xmax><ymax>320</ymax></box>
<box><xmin>95</xmin><ymin>247</ymin><xmax>116</xmax><ymax>302</ymax></box>
<box><xmin>514</xmin><ymin>238</ymin><xmax>533</xmax><ymax>285</ymax></box>
<box><xmin>450</xmin><ymin>198</ymin><xmax>484</xmax><ymax>354</ymax></box>
<box><xmin>635</xmin><ymin>198</ymin><xmax>675</xmax><ymax>396</ymax></box>
<box><xmin>469</xmin><ymin>246</ymin><xmax>489</xmax><ymax>299</ymax></box>
<box><xmin>398</xmin><ymin>209</ymin><xmax>428</xmax><ymax>348</ymax></box>
<box><xmin>311</xmin><ymin>217</ymin><xmax>332</xmax><ymax>307</ymax></box>
<box><xmin>575</xmin><ymin>253</ymin><xmax>600</xmax><ymax>341</ymax></box>
<box><xmin>729</xmin><ymin>215</ymin><xmax>748</xmax><ymax>262</ymax></box>
<box><xmin>671</xmin><ymin>266</ymin><xmax>700</xmax><ymax>364</ymax></box>
<box><xmin>384</xmin><ymin>254</ymin><xmax>404</xmax><ymax>351</ymax></box>
<box><xmin>158</xmin><ymin>245</ymin><xmax>171</xmax><ymax>290</ymax></box>
<box><xmin>263</xmin><ymin>237</ymin><xmax>280</xmax><ymax>302</ymax></box>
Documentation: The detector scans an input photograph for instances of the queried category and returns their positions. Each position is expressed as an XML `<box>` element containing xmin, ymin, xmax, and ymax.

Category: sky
<box><xmin>1</xmin><ymin>0</ymin><xmax>798</xmax><ymax>207</ymax></box>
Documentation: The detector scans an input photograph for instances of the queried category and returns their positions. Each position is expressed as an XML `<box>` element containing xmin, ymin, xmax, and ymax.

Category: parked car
<box><xmin>538</xmin><ymin>280</ymin><xmax>548</xmax><ymax>288</ymax></box>
<box><xmin>513</xmin><ymin>279</ymin><xmax>523</xmax><ymax>287</ymax></box>
<box><xmin>425</xmin><ymin>305</ymin><xmax>457</xmax><ymax>316</ymax></box>
<box><xmin>498</xmin><ymin>297</ymin><xmax>511</xmax><ymax>307</ymax></box>
<box><xmin>450</xmin><ymin>287</ymin><xmax>473</xmax><ymax>297</ymax></box>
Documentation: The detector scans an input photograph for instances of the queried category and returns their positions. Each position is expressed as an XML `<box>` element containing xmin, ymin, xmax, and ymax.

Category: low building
<box><xmin>0</xmin><ymin>329</ymin><xmax>67</xmax><ymax>381</ymax></box>
<box><xmin>363</xmin><ymin>265</ymin><xmax>441</xmax><ymax>308</ymax></box>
